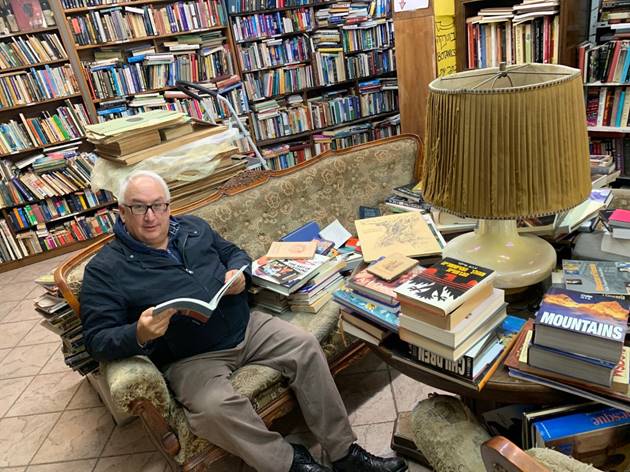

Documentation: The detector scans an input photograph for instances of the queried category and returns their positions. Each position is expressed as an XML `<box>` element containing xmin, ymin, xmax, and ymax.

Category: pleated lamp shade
<box><xmin>421</xmin><ymin>63</ymin><xmax>591</xmax><ymax>220</ymax></box>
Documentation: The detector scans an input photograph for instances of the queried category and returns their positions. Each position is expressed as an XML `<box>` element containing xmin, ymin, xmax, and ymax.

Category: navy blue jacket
<box><xmin>80</xmin><ymin>215</ymin><xmax>252</xmax><ymax>368</ymax></box>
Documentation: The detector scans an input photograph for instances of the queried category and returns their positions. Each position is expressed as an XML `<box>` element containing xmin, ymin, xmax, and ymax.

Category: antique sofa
<box><xmin>54</xmin><ymin>134</ymin><xmax>423</xmax><ymax>471</ymax></box>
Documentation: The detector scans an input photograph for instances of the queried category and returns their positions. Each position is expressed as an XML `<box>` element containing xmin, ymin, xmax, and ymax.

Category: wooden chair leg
<box><xmin>481</xmin><ymin>436</ymin><xmax>550</xmax><ymax>472</ymax></box>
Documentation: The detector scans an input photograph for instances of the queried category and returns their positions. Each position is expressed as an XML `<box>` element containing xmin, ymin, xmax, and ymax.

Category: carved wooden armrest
<box><xmin>130</xmin><ymin>399</ymin><xmax>180</xmax><ymax>456</ymax></box>
<box><xmin>481</xmin><ymin>436</ymin><xmax>550</xmax><ymax>472</ymax></box>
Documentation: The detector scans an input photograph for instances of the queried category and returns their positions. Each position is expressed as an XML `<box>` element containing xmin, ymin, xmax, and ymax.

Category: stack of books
<box><xmin>33</xmin><ymin>274</ymin><xmax>98</xmax><ymax>376</ymax></box>
<box><xmin>506</xmin><ymin>287</ymin><xmax>630</xmax><ymax>410</ymax></box>
<box><xmin>589</xmin><ymin>154</ymin><xmax>620</xmax><ymax>189</ymax></box>
<box><xmin>287</xmin><ymin>256</ymin><xmax>347</xmax><ymax>313</ymax></box>
<box><xmin>394</xmin><ymin>258</ymin><xmax>506</xmax><ymax>362</ymax></box>
<box><xmin>252</xmin><ymin>252</ymin><xmax>331</xmax><ymax>296</ymax></box>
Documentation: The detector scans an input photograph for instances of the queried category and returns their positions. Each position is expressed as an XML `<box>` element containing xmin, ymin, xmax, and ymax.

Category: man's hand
<box><xmin>225</xmin><ymin>269</ymin><xmax>246</xmax><ymax>295</ymax></box>
<box><xmin>136</xmin><ymin>307</ymin><xmax>177</xmax><ymax>346</ymax></box>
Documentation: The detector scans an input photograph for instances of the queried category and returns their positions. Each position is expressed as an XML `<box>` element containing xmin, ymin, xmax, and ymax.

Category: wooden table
<box><xmin>372</xmin><ymin>344</ymin><xmax>571</xmax><ymax>408</ymax></box>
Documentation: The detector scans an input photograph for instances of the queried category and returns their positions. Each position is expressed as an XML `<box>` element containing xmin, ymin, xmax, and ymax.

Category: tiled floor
<box><xmin>0</xmin><ymin>254</ymin><xmax>437</xmax><ymax>472</ymax></box>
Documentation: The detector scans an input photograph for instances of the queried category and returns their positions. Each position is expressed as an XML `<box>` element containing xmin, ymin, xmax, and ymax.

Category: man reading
<box><xmin>80</xmin><ymin>170</ymin><xmax>407</xmax><ymax>472</ymax></box>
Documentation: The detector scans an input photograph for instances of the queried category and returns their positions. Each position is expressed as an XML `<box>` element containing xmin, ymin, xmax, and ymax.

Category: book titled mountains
<box><xmin>394</xmin><ymin>258</ymin><xmax>495</xmax><ymax>316</ymax></box>
<box><xmin>533</xmin><ymin>287</ymin><xmax>629</xmax><ymax>364</ymax></box>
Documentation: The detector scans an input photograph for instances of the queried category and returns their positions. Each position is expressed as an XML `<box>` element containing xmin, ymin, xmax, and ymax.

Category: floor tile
<box><xmin>1</xmin><ymin>300</ymin><xmax>42</xmax><ymax>324</ymax></box>
<box><xmin>336</xmin><ymin>370</ymin><xmax>397</xmax><ymax>426</ymax></box>
<box><xmin>0</xmin><ymin>282</ymin><xmax>39</xmax><ymax>303</ymax></box>
<box><xmin>0</xmin><ymin>412</ymin><xmax>60</xmax><ymax>467</ymax></box>
<box><xmin>389</xmin><ymin>370</ymin><xmax>450</xmax><ymax>413</ymax></box>
<box><xmin>18</xmin><ymin>322</ymin><xmax>60</xmax><ymax>347</ymax></box>
<box><xmin>0</xmin><ymin>300</ymin><xmax>19</xmax><ymax>323</ymax></box>
<box><xmin>0</xmin><ymin>377</ymin><xmax>33</xmax><ymax>417</ymax></box>
<box><xmin>32</xmin><ymin>407</ymin><xmax>115</xmax><ymax>464</ymax></box>
<box><xmin>0</xmin><ymin>467</ymin><xmax>27</xmax><ymax>472</ymax></box>
<box><xmin>39</xmin><ymin>348</ymin><xmax>70</xmax><ymax>376</ymax></box>
<box><xmin>93</xmin><ymin>452</ymin><xmax>166</xmax><ymax>472</ymax></box>
<box><xmin>101</xmin><ymin>419</ymin><xmax>155</xmax><ymax>456</ymax></box>
<box><xmin>0</xmin><ymin>321</ymin><xmax>39</xmax><ymax>350</ymax></box>
<box><xmin>67</xmin><ymin>379</ymin><xmax>103</xmax><ymax>410</ymax></box>
<box><xmin>0</xmin><ymin>344</ymin><xmax>59</xmax><ymax>380</ymax></box>
<box><xmin>342</xmin><ymin>351</ymin><xmax>388</xmax><ymax>375</ymax></box>
<box><xmin>407</xmin><ymin>460</ymin><xmax>432</xmax><ymax>472</ymax></box>
<box><xmin>6</xmin><ymin>371</ymin><xmax>82</xmax><ymax>417</ymax></box>
<box><xmin>26</xmin><ymin>459</ymin><xmax>97</xmax><ymax>472</ymax></box>
<box><xmin>352</xmin><ymin>421</ymin><xmax>398</xmax><ymax>458</ymax></box>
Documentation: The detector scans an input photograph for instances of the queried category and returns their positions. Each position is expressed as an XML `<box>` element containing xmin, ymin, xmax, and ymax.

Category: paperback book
<box><xmin>563</xmin><ymin>260</ymin><xmax>630</xmax><ymax>296</ymax></box>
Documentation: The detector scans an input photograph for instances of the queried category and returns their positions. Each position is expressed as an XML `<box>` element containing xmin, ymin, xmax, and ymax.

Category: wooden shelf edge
<box><xmin>0</xmin><ymin>93</ymin><xmax>83</xmax><ymax>114</ymax></box>
<box><xmin>10</xmin><ymin>201</ymin><xmax>117</xmax><ymax>233</ymax></box>
<box><xmin>0</xmin><ymin>27</ymin><xmax>59</xmax><ymax>40</ymax></box>
<box><xmin>0</xmin><ymin>137</ymin><xmax>86</xmax><ymax>160</ymax></box>
<box><xmin>1</xmin><ymin>58</ymin><xmax>70</xmax><ymax>75</ymax></box>
<box><xmin>0</xmin><ymin>233</ymin><xmax>110</xmax><ymax>274</ymax></box>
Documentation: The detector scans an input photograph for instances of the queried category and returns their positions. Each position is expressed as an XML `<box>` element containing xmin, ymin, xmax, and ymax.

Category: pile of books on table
<box><xmin>505</xmin><ymin>287</ymin><xmax>630</xmax><ymax>410</ymax></box>
<box><xmin>33</xmin><ymin>273</ymin><xmax>98</xmax><ymax>376</ymax></box>
<box><xmin>380</xmin><ymin>258</ymin><xmax>525</xmax><ymax>391</ymax></box>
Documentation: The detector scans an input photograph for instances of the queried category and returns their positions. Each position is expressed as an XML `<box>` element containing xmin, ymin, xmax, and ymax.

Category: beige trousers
<box><xmin>163</xmin><ymin>311</ymin><xmax>357</xmax><ymax>472</ymax></box>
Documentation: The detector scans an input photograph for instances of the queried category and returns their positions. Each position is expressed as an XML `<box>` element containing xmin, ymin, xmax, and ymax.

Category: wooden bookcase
<box><xmin>454</xmin><ymin>0</ymin><xmax>589</xmax><ymax>71</ymax></box>
<box><xmin>0</xmin><ymin>2</ymin><xmax>118</xmax><ymax>273</ymax></box>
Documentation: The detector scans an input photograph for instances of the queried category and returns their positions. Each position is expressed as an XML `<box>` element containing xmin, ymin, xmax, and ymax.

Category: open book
<box><xmin>152</xmin><ymin>264</ymin><xmax>248</xmax><ymax>323</ymax></box>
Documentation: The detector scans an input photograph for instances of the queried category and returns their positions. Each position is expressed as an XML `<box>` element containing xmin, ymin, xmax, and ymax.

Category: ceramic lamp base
<box><xmin>443</xmin><ymin>220</ymin><xmax>556</xmax><ymax>289</ymax></box>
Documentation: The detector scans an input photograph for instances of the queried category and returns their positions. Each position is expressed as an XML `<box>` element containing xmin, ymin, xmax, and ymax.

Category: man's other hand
<box><xmin>137</xmin><ymin>307</ymin><xmax>177</xmax><ymax>345</ymax></box>
<box><xmin>225</xmin><ymin>269</ymin><xmax>246</xmax><ymax>295</ymax></box>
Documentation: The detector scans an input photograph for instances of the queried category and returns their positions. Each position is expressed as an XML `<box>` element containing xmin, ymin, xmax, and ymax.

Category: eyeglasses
<box><xmin>122</xmin><ymin>202</ymin><xmax>170</xmax><ymax>215</ymax></box>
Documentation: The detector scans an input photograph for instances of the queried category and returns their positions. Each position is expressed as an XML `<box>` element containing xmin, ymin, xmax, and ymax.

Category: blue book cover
<box><xmin>333</xmin><ymin>287</ymin><xmax>399</xmax><ymax>332</ymax></box>
<box><xmin>534</xmin><ymin>406</ymin><xmax>630</xmax><ymax>442</ymax></box>
<box><xmin>281</xmin><ymin>220</ymin><xmax>320</xmax><ymax>242</ymax></box>
<box><xmin>535</xmin><ymin>288</ymin><xmax>629</xmax><ymax>342</ymax></box>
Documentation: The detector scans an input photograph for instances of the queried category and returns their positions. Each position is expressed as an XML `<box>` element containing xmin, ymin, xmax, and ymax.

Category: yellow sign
<box><xmin>435</xmin><ymin>15</ymin><xmax>457</xmax><ymax>77</ymax></box>
<box><xmin>434</xmin><ymin>0</ymin><xmax>454</xmax><ymax>16</ymax></box>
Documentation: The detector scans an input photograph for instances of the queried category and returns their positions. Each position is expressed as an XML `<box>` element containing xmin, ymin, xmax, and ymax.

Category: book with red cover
<box><xmin>10</xmin><ymin>0</ymin><xmax>46</xmax><ymax>32</ymax></box>
<box><xmin>610</xmin><ymin>209</ymin><xmax>630</xmax><ymax>228</ymax></box>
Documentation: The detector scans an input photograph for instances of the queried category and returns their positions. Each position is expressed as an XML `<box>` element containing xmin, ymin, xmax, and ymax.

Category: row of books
<box><xmin>238</xmin><ymin>35</ymin><xmax>310</xmax><ymax>72</ymax></box>
<box><xmin>312</xmin><ymin>114</ymin><xmax>399</xmax><ymax>154</ymax></box>
<box><xmin>84</xmin><ymin>46</ymin><xmax>234</xmax><ymax>100</ymax></box>
<box><xmin>252</xmin><ymin>86</ymin><xmax>397</xmax><ymax>141</ymax></box>
<box><xmin>590</xmin><ymin>135</ymin><xmax>630</xmax><ymax>177</ymax></box>
<box><xmin>579</xmin><ymin>40</ymin><xmax>630</xmax><ymax>84</ymax></box>
<box><xmin>345</xmin><ymin>48</ymin><xmax>395</xmax><ymax>80</ymax></box>
<box><xmin>0</xmin><ymin>207</ymin><xmax>116</xmax><ymax>263</ymax></box>
<box><xmin>586</xmin><ymin>86</ymin><xmax>630</xmax><ymax>129</ymax></box>
<box><xmin>231</xmin><ymin>9</ymin><xmax>313</xmax><ymax>42</ymax></box>
<box><xmin>33</xmin><ymin>278</ymin><xmax>98</xmax><ymax>376</ymax></box>
<box><xmin>0</xmin><ymin>32</ymin><xmax>67</xmax><ymax>70</ymax></box>
<box><xmin>0</xmin><ymin>102</ymin><xmax>91</xmax><ymax>156</ymax></box>
<box><xmin>0</xmin><ymin>65</ymin><xmax>80</xmax><ymax>109</ymax></box>
<box><xmin>6</xmin><ymin>190</ymin><xmax>114</xmax><ymax>231</ymax></box>
<box><xmin>243</xmin><ymin>63</ymin><xmax>314</xmax><ymax>100</ymax></box>
<box><xmin>315</xmin><ymin>0</ymin><xmax>391</xmax><ymax>27</ymax></box>
<box><xmin>340</xmin><ymin>18</ymin><xmax>393</xmax><ymax>53</ymax></box>
<box><xmin>0</xmin><ymin>0</ymin><xmax>55</xmax><ymax>36</ymax></box>
<box><xmin>68</xmin><ymin>0</ymin><xmax>228</xmax><ymax>46</ymax></box>
<box><xmin>465</xmin><ymin>1</ymin><xmax>560</xmax><ymax>69</ymax></box>
<box><xmin>0</xmin><ymin>152</ymin><xmax>98</xmax><ymax>208</ymax></box>
<box><xmin>261</xmin><ymin>140</ymin><xmax>312</xmax><ymax>169</ymax></box>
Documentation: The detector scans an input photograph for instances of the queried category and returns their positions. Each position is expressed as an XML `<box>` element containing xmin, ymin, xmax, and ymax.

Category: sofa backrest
<box><xmin>183</xmin><ymin>135</ymin><xmax>421</xmax><ymax>259</ymax></box>
<box><xmin>56</xmin><ymin>135</ymin><xmax>421</xmax><ymax>307</ymax></box>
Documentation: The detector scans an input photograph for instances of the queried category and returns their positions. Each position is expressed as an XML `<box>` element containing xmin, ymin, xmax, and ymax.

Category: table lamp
<box><xmin>421</xmin><ymin>63</ymin><xmax>591</xmax><ymax>289</ymax></box>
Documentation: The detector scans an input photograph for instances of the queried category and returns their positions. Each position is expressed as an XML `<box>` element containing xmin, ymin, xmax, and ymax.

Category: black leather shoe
<box><xmin>332</xmin><ymin>443</ymin><xmax>407</xmax><ymax>472</ymax></box>
<box><xmin>289</xmin><ymin>444</ymin><xmax>332</xmax><ymax>472</ymax></box>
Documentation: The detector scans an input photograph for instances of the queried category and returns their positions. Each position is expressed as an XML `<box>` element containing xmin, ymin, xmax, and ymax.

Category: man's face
<box><xmin>120</xmin><ymin>176</ymin><xmax>171</xmax><ymax>249</ymax></box>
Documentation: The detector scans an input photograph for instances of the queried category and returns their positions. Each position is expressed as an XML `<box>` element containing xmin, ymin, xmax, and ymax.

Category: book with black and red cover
<box><xmin>394</xmin><ymin>258</ymin><xmax>495</xmax><ymax>316</ymax></box>
<box><xmin>533</xmin><ymin>287</ymin><xmax>629</xmax><ymax>363</ymax></box>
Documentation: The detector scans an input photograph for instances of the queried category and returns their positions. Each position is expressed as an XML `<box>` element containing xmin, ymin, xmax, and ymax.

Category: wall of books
<box><xmin>578</xmin><ymin>0</ymin><xmax>630</xmax><ymax>183</ymax></box>
<box><xmin>0</xmin><ymin>0</ymin><xmax>118</xmax><ymax>271</ymax></box>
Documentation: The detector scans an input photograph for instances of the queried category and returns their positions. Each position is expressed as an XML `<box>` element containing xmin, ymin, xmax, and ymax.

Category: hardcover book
<box><xmin>562</xmin><ymin>260</ymin><xmax>630</xmax><ymax>296</ymax></box>
<box><xmin>266</xmin><ymin>240</ymin><xmax>318</xmax><ymax>260</ymax></box>
<box><xmin>533</xmin><ymin>287</ymin><xmax>629</xmax><ymax>363</ymax></box>
<box><xmin>394</xmin><ymin>258</ymin><xmax>495</xmax><ymax>316</ymax></box>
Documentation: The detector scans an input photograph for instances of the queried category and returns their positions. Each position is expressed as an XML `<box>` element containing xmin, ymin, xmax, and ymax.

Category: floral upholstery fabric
<box><xmin>64</xmin><ymin>136</ymin><xmax>420</xmax><ymax>466</ymax></box>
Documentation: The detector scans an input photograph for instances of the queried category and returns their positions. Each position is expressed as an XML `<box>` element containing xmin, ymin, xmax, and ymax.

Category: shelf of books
<box><xmin>0</xmin><ymin>0</ymin><xmax>118</xmax><ymax>272</ymax></box>
<box><xmin>227</xmin><ymin>0</ymin><xmax>400</xmax><ymax>168</ymax></box>
<box><xmin>579</xmin><ymin>0</ymin><xmax>630</xmax><ymax>186</ymax></box>
<box><xmin>456</xmin><ymin>0</ymin><xmax>588</xmax><ymax>71</ymax></box>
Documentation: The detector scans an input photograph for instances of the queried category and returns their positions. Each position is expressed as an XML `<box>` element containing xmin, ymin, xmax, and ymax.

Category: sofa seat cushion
<box><xmin>166</xmin><ymin>301</ymin><xmax>349</xmax><ymax>464</ymax></box>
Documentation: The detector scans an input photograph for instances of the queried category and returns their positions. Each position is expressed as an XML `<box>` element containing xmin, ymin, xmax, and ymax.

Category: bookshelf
<box><xmin>226</xmin><ymin>0</ymin><xmax>400</xmax><ymax>166</ymax></box>
<box><xmin>0</xmin><ymin>1</ymin><xmax>117</xmax><ymax>272</ymax></box>
<box><xmin>580</xmin><ymin>0</ymin><xmax>630</xmax><ymax>185</ymax></box>
<box><xmin>454</xmin><ymin>0</ymin><xmax>589</xmax><ymax>71</ymax></box>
